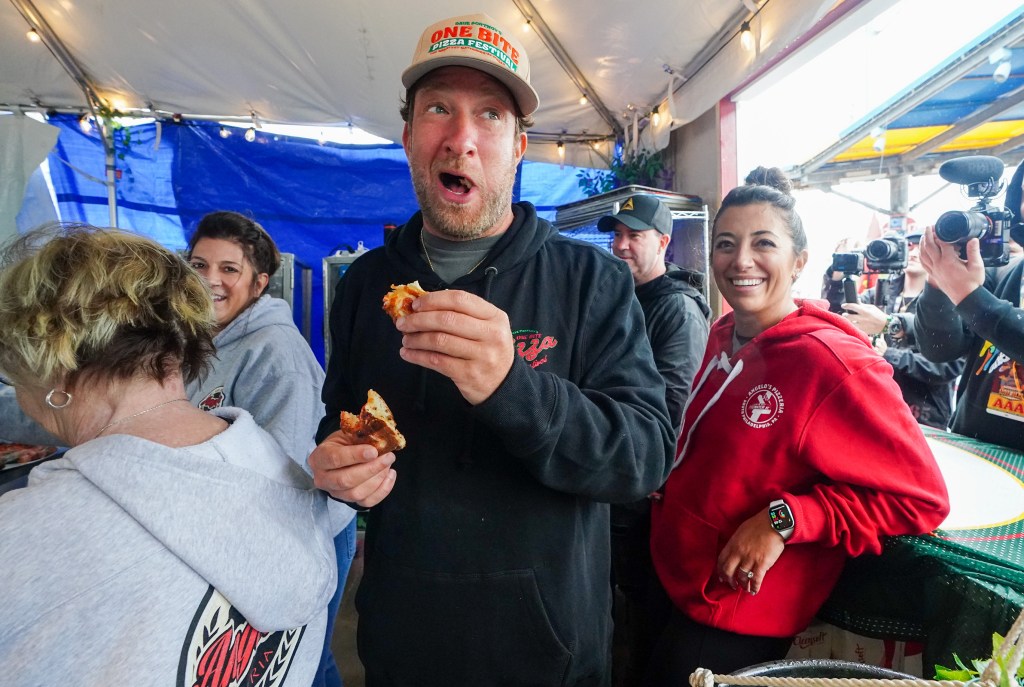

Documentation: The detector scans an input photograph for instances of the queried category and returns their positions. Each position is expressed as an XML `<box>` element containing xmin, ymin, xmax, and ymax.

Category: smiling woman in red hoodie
<box><xmin>644</xmin><ymin>167</ymin><xmax>949</xmax><ymax>685</ymax></box>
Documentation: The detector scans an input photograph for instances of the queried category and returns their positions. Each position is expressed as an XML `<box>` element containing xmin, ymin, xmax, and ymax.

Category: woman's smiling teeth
<box><xmin>732</xmin><ymin>278</ymin><xmax>764</xmax><ymax>287</ymax></box>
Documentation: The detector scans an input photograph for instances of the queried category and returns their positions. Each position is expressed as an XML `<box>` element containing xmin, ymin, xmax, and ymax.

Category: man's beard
<box><xmin>411</xmin><ymin>160</ymin><xmax>517</xmax><ymax>240</ymax></box>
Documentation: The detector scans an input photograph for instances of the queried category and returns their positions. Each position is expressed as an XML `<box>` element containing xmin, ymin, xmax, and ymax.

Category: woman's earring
<box><xmin>45</xmin><ymin>388</ymin><xmax>72</xmax><ymax>409</ymax></box>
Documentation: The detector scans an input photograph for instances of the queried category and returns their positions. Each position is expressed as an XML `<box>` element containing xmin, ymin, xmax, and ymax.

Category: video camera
<box><xmin>830</xmin><ymin>237</ymin><xmax>907</xmax><ymax>278</ymax></box>
<box><xmin>828</xmin><ymin>235</ymin><xmax>907</xmax><ymax>312</ymax></box>
<box><xmin>934</xmin><ymin>155</ymin><xmax>1012</xmax><ymax>267</ymax></box>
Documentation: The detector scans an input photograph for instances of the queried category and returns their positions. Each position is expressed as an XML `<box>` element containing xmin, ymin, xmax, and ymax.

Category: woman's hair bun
<box><xmin>744</xmin><ymin>166</ymin><xmax>793</xmax><ymax>196</ymax></box>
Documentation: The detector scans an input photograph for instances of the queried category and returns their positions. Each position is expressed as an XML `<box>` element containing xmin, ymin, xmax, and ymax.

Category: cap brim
<box><xmin>402</xmin><ymin>58</ymin><xmax>539</xmax><ymax>116</ymax></box>
<box><xmin>598</xmin><ymin>214</ymin><xmax>654</xmax><ymax>233</ymax></box>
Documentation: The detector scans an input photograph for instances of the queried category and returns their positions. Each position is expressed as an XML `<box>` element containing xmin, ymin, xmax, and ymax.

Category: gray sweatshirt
<box><xmin>186</xmin><ymin>295</ymin><xmax>354</xmax><ymax>533</ymax></box>
<box><xmin>0</xmin><ymin>407</ymin><xmax>336</xmax><ymax>686</ymax></box>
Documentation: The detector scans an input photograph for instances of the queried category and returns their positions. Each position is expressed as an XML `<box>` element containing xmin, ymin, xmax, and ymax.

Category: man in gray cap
<box><xmin>309</xmin><ymin>13</ymin><xmax>673</xmax><ymax>686</ymax></box>
<box><xmin>599</xmin><ymin>194</ymin><xmax>710</xmax><ymax>686</ymax></box>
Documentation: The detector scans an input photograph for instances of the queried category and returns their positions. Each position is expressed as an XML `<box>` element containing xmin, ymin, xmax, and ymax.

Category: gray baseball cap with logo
<box><xmin>597</xmin><ymin>195</ymin><xmax>673</xmax><ymax>235</ymax></box>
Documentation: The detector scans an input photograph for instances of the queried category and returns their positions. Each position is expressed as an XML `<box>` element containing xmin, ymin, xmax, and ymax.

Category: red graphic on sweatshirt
<box><xmin>742</xmin><ymin>384</ymin><xmax>784</xmax><ymax>428</ymax></box>
<box><xmin>514</xmin><ymin>329</ymin><xmax>558</xmax><ymax>369</ymax></box>
<box><xmin>198</xmin><ymin>386</ymin><xmax>225</xmax><ymax>411</ymax></box>
<box><xmin>179</xmin><ymin>586</ymin><xmax>304</xmax><ymax>687</ymax></box>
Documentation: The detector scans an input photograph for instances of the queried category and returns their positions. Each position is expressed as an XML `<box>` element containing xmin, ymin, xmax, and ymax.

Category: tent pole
<box><xmin>99</xmin><ymin>120</ymin><xmax>118</xmax><ymax>228</ymax></box>
<box><xmin>105</xmin><ymin>143</ymin><xmax>118</xmax><ymax>228</ymax></box>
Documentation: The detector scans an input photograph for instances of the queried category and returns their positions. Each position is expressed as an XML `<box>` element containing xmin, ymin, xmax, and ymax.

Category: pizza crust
<box><xmin>339</xmin><ymin>389</ymin><xmax>406</xmax><ymax>454</ymax></box>
<box><xmin>382</xmin><ymin>281</ymin><xmax>427</xmax><ymax>322</ymax></box>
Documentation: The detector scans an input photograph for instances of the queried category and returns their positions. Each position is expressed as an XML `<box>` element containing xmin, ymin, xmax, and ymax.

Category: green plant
<box><xmin>575</xmin><ymin>146</ymin><xmax>673</xmax><ymax>196</ymax></box>
<box><xmin>934</xmin><ymin>634</ymin><xmax>1024</xmax><ymax>687</ymax></box>
<box><xmin>95</xmin><ymin>104</ymin><xmax>134</xmax><ymax>160</ymax></box>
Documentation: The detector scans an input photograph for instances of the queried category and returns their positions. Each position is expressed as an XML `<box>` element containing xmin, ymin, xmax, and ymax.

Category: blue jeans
<box><xmin>314</xmin><ymin>516</ymin><xmax>358</xmax><ymax>687</ymax></box>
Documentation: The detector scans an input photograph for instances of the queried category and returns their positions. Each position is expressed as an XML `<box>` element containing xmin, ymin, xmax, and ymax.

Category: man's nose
<box><xmin>444</xmin><ymin>112</ymin><xmax>478</xmax><ymax>157</ymax></box>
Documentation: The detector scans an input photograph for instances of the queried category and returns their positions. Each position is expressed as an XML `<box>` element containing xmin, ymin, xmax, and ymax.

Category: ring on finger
<box><xmin>737</xmin><ymin>568</ymin><xmax>754</xmax><ymax>579</ymax></box>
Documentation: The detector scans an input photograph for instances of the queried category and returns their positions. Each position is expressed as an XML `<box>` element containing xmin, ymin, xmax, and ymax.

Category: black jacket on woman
<box><xmin>317</xmin><ymin>202</ymin><xmax>674</xmax><ymax>686</ymax></box>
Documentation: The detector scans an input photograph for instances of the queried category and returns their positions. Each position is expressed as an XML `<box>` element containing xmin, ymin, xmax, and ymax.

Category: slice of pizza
<box><xmin>338</xmin><ymin>389</ymin><xmax>406</xmax><ymax>455</ymax></box>
<box><xmin>382</xmin><ymin>281</ymin><xmax>427</xmax><ymax>322</ymax></box>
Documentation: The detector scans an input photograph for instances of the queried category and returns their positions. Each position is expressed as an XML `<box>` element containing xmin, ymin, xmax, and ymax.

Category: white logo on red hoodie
<box><xmin>742</xmin><ymin>384</ymin><xmax>784</xmax><ymax>428</ymax></box>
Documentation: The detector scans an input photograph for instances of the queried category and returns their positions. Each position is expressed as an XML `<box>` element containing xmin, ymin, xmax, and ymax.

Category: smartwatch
<box><xmin>887</xmin><ymin>314</ymin><xmax>905</xmax><ymax>339</ymax></box>
<box><xmin>769</xmin><ymin>499</ymin><xmax>795</xmax><ymax>541</ymax></box>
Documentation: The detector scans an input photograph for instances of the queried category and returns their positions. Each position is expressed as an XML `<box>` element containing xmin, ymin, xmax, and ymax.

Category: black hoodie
<box><xmin>634</xmin><ymin>263</ymin><xmax>711</xmax><ymax>435</ymax></box>
<box><xmin>317</xmin><ymin>202</ymin><xmax>674</xmax><ymax>686</ymax></box>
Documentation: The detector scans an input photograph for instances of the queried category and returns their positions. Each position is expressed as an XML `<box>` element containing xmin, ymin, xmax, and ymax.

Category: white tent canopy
<box><xmin>1</xmin><ymin>0</ymin><xmax>844</xmax><ymax>167</ymax></box>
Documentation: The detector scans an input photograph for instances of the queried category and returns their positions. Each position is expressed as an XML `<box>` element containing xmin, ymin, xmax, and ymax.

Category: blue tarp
<box><xmin>41</xmin><ymin>114</ymin><xmax>592</xmax><ymax>362</ymax></box>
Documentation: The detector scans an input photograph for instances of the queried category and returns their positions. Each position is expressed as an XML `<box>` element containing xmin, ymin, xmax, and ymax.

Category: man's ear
<box><xmin>513</xmin><ymin>131</ymin><xmax>527</xmax><ymax>164</ymax></box>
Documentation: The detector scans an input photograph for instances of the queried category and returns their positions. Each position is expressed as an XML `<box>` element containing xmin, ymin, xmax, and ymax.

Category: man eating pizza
<box><xmin>308</xmin><ymin>12</ymin><xmax>673</xmax><ymax>686</ymax></box>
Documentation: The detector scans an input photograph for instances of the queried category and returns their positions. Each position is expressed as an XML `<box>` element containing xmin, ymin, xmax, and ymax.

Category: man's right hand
<box><xmin>308</xmin><ymin>431</ymin><xmax>397</xmax><ymax>507</ymax></box>
<box><xmin>919</xmin><ymin>226</ymin><xmax>985</xmax><ymax>306</ymax></box>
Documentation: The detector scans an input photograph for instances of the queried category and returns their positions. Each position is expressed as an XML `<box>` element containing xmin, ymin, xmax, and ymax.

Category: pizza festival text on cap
<box><xmin>429</xmin><ymin>20</ymin><xmax>521</xmax><ymax>74</ymax></box>
<box><xmin>401</xmin><ymin>13</ymin><xmax>540</xmax><ymax>116</ymax></box>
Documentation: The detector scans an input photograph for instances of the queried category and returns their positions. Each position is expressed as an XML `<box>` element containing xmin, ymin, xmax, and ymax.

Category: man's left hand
<box><xmin>841</xmin><ymin>302</ymin><xmax>887</xmax><ymax>336</ymax></box>
<box><xmin>395</xmin><ymin>288</ymin><xmax>515</xmax><ymax>405</ymax></box>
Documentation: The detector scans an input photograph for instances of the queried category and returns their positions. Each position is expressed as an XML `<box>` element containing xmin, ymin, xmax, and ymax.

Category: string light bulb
<box><xmin>523</xmin><ymin>19</ymin><xmax>532</xmax><ymax>32</ymax></box>
<box><xmin>652</xmin><ymin>105</ymin><xmax>661</xmax><ymax>127</ymax></box>
<box><xmin>219</xmin><ymin>126</ymin><xmax>231</xmax><ymax>139</ymax></box>
<box><xmin>244</xmin><ymin>127</ymin><xmax>256</xmax><ymax>142</ymax></box>
<box><xmin>740</xmin><ymin>21</ymin><xmax>754</xmax><ymax>52</ymax></box>
<box><xmin>989</xmin><ymin>47</ymin><xmax>1013</xmax><ymax>84</ymax></box>
<box><xmin>26</xmin><ymin>28</ymin><xmax>41</xmax><ymax>43</ymax></box>
<box><xmin>579</xmin><ymin>93</ymin><xmax>589</xmax><ymax>106</ymax></box>
<box><xmin>870</xmin><ymin>126</ymin><xmax>886</xmax><ymax>153</ymax></box>
<box><xmin>79</xmin><ymin>115</ymin><xmax>93</xmax><ymax>134</ymax></box>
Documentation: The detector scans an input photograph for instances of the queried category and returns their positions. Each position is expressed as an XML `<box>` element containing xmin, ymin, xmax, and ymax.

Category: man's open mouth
<box><xmin>440</xmin><ymin>172</ymin><xmax>473</xmax><ymax>194</ymax></box>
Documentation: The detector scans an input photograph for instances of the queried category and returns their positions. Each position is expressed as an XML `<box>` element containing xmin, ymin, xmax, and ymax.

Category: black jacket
<box><xmin>871</xmin><ymin>277</ymin><xmax>964</xmax><ymax>429</ymax></box>
<box><xmin>915</xmin><ymin>258</ymin><xmax>1024</xmax><ymax>450</ymax></box>
<box><xmin>317</xmin><ymin>203</ymin><xmax>674</xmax><ymax>686</ymax></box>
<box><xmin>634</xmin><ymin>264</ymin><xmax>710</xmax><ymax>436</ymax></box>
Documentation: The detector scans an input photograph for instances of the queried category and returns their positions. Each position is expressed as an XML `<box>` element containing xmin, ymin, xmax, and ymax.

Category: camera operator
<box><xmin>914</xmin><ymin>157</ymin><xmax>1024</xmax><ymax>451</ymax></box>
<box><xmin>841</xmin><ymin>232</ymin><xmax>964</xmax><ymax>429</ymax></box>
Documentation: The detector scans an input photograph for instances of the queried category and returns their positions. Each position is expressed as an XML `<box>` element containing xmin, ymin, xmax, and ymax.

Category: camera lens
<box><xmin>866</xmin><ymin>238</ymin><xmax>898</xmax><ymax>261</ymax></box>
<box><xmin>935</xmin><ymin>211</ymin><xmax>990</xmax><ymax>243</ymax></box>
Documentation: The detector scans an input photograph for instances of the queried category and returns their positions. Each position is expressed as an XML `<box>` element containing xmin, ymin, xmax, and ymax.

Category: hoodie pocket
<box><xmin>356</xmin><ymin>553</ymin><xmax>573</xmax><ymax>685</ymax></box>
<box><xmin>651</xmin><ymin>501</ymin><xmax>726</xmax><ymax>614</ymax></box>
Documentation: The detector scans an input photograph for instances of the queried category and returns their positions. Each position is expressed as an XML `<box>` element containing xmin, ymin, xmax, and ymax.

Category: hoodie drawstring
<box><xmin>455</xmin><ymin>266</ymin><xmax>500</xmax><ymax>469</ymax></box>
<box><xmin>482</xmin><ymin>265</ymin><xmax>498</xmax><ymax>300</ymax></box>
<box><xmin>672</xmin><ymin>352</ymin><xmax>744</xmax><ymax>470</ymax></box>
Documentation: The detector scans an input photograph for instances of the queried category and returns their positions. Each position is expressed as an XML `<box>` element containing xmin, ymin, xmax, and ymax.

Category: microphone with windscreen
<box><xmin>934</xmin><ymin>155</ymin><xmax>1012</xmax><ymax>267</ymax></box>
<box><xmin>938</xmin><ymin>155</ymin><xmax>1005</xmax><ymax>187</ymax></box>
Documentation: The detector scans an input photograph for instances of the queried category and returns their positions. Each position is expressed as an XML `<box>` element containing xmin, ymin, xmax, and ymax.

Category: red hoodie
<box><xmin>650</xmin><ymin>301</ymin><xmax>949</xmax><ymax>637</ymax></box>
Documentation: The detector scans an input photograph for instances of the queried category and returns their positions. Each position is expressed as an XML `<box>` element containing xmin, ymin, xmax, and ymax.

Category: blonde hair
<box><xmin>0</xmin><ymin>224</ymin><xmax>216</xmax><ymax>388</ymax></box>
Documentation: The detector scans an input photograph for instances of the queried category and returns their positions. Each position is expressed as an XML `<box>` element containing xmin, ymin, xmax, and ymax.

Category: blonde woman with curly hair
<box><xmin>0</xmin><ymin>225</ymin><xmax>336</xmax><ymax>686</ymax></box>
